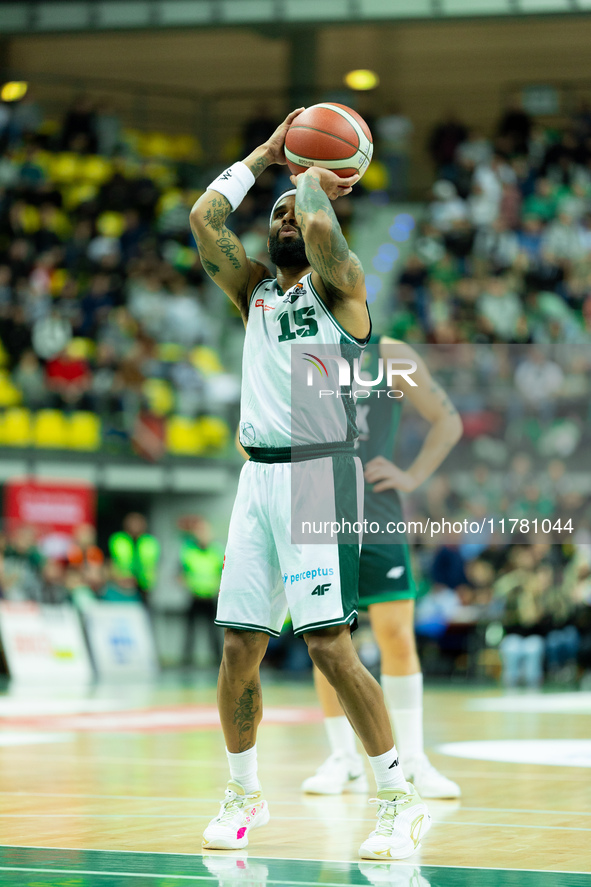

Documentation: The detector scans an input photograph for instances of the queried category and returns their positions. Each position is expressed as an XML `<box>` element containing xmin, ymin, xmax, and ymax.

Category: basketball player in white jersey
<box><xmin>190</xmin><ymin>109</ymin><xmax>431</xmax><ymax>859</ymax></box>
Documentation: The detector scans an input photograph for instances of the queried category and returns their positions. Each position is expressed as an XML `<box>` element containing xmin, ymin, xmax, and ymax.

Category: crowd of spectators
<box><xmin>391</xmin><ymin>98</ymin><xmax>591</xmax><ymax>348</ymax></box>
<box><xmin>407</xmin><ymin>538</ymin><xmax>591</xmax><ymax>688</ymax></box>
<box><xmin>0</xmin><ymin>510</ymin><xmax>227</xmax><ymax>671</ymax></box>
<box><xmin>0</xmin><ymin>94</ymin><xmax>273</xmax><ymax>457</ymax></box>
<box><xmin>0</xmin><ymin>513</ymin><xmax>156</xmax><ymax>609</ymax></box>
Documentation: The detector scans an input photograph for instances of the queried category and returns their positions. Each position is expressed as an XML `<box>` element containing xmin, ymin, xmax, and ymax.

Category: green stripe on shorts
<box><xmin>332</xmin><ymin>454</ymin><xmax>360</xmax><ymax>621</ymax></box>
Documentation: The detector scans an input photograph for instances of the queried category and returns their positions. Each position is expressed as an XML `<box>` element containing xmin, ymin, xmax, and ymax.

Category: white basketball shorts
<box><xmin>216</xmin><ymin>453</ymin><xmax>364</xmax><ymax>637</ymax></box>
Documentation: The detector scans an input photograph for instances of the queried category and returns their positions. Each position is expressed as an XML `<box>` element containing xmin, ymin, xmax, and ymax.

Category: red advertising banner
<box><xmin>3</xmin><ymin>479</ymin><xmax>96</xmax><ymax>535</ymax></box>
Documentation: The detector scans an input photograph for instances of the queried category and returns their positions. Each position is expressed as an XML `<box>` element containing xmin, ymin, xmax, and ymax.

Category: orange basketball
<box><xmin>284</xmin><ymin>103</ymin><xmax>373</xmax><ymax>180</ymax></box>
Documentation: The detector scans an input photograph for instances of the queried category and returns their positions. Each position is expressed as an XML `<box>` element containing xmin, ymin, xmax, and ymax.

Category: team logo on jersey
<box><xmin>255</xmin><ymin>298</ymin><xmax>274</xmax><ymax>311</ymax></box>
<box><xmin>283</xmin><ymin>283</ymin><xmax>307</xmax><ymax>304</ymax></box>
<box><xmin>240</xmin><ymin>422</ymin><xmax>256</xmax><ymax>444</ymax></box>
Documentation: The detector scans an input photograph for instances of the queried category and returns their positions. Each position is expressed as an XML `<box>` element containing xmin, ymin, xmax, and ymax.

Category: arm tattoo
<box><xmin>197</xmin><ymin>193</ymin><xmax>243</xmax><ymax>275</ymax></box>
<box><xmin>249</xmin><ymin>156</ymin><xmax>269</xmax><ymax>177</ymax></box>
<box><xmin>295</xmin><ymin>174</ymin><xmax>359</xmax><ymax>291</ymax></box>
<box><xmin>232</xmin><ymin>679</ymin><xmax>261</xmax><ymax>752</ymax></box>
<box><xmin>201</xmin><ymin>257</ymin><xmax>220</xmax><ymax>277</ymax></box>
<box><xmin>203</xmin><ymin>195</ymin><xmax>232</xmax><ymax>232</ymax></box>
<box><xmin>216</xmin><ymin>235</ymin><xmax>241</xmax><ymax>270</ymax></box>
<box><xmin>430</xmin><ymin>382</ymin><xmax>458</xmax><ymax>417</ymax></box>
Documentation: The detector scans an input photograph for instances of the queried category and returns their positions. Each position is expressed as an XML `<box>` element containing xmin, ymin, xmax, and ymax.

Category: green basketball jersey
<box><xmin>356</xmin><ymin>334</ymin><xmax>405</xmax><ymax>539</ymax></box>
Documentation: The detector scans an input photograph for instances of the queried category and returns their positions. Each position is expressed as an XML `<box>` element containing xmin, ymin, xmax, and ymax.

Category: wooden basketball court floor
<box><xmin>0</xmin><ymin>674</ymin><xmax>590</xmax><ymax>887</ymax></box>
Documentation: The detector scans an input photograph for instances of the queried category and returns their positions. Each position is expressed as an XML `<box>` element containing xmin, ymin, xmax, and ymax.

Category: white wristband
<box><xmin>206</xmin><ymin>162</ymin><xmax>256</xmax><ymax>211</ymax></box>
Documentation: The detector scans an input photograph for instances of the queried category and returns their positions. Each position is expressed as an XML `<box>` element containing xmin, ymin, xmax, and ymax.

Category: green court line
<box><xmin>0</xmin><ymin>847</ymin><xmax>590</xmax><ymax>875</ymax></box>
<box><xmin>1</xmin><ymin>846</ymin><xmax>590</xmax><ymax>874</ymax></box>
<box><xmin>1</xmin><ymin>865</ymin><xmax>590</xmax><ymax>887</ymax></box>
<box><xmin>0</xmin><ymin>868</ymin><xmax>356</xmax><ymax>887</ymax></box>
<box><xmin>0</xmin><ymin>870</ymin><xmax>211</xmax><ymax>881</ymax></box>
<box><xmin>1</xmin><ymin>847</ymin><xmax>591</xmax><ymax>886</ymax></box>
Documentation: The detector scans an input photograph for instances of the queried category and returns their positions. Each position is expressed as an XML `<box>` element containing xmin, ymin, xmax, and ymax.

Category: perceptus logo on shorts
<box><xmin>283</xmin><ymin>567</ymin><xmax>334</xmax><ymax>585</ymax></box>
<box><xmin>303</xmin><ymin>354</ymin><xmax>417</xmax><ymax>398</ymax></box>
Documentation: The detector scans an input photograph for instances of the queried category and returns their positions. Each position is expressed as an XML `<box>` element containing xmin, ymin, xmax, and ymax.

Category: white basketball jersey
<box><xmin>239</xmin><ymin>272</ymin><xmax>368</xmax><ymax>449</ymax></box>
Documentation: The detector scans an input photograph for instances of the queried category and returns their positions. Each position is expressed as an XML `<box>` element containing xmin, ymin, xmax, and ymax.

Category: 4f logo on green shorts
<box><xmin>312</xmin><ymin>583</ymin><xmax>331</xmax><ymax>596</ymax></box>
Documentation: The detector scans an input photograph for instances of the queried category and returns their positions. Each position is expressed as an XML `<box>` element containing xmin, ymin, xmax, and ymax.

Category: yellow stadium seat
<box><xmin>0</xmin><ymin>372</ymin><xmax>23</xmax><ymax>408</ymax></box>
<box><xmin>2</xmin><ymin>408</ymin><xmax>33</xmax><ymax>446</ymax></box>
<box><xmin>20</xmin><ymin>204</ymin><xmax>40</xmax><ymax>234</ymax></box>
<box><xmin>142</xmin><ymin>132</ymin><xmax>174</xmax><ymax>159</ymax></box>
<box><xmin>157</xmin><ymin>343</ymin><xmax>186</xmax><ymax>363</ymax></box>
<box><xmin>66</xmin><ymin>338</ymin><xmax>96</xmax><ymax>360</ymax></box>
<box><xmin>143</xmin><ymin>379</ymin><xmax>174</xmax><ymax>417</ymax></box>
<box><xmin>49</xmin><ymin>208</ymin><xmax>72</xmax><ymax>240</ymax></box>
<box><xmin>79</xmin><ymin>155</ymin><xmax>113</xmax><ymax>185</ymax></box>
<box><xmin>166</xmin><ymin>416</ymin><xmax>205</xmax><ymax>455</ymax></box>
<box><xmin>33</xmin><ymin>410</ymin><xmax>68</xmax><ymax>448</ymax></box>
<box><xmin>360</xmin><ymin>160</ymin><xmax>389</xmax><ymax>192</ymax></box>
<box><xmin>156</xmin><ymin>188</ymin><xmax>182</xmax><ymax>216</ymax></box>
<box><xmin>96</xmin><ymin>211</ymin><xmax>125</xmax><ymax>238</ymax></box>
<box><xmin>50</xmin><ymin>269</ymin><xmax>70</xmax><ymax>297</ymax></box>
<box><xmin>68</xmin><ymin>412</ymin><xmax>101</xmax><ymax>451</ymax></box>
<box><xmin>197</xmin><ymin>416</ymin><xmax>230</xmax><ymax>451</ymax></box>
<box><xmin>169</xmin><ymin>134</ymin><xmax>202</xmax><ymax>162</ymax></box>
<box><xmin>49</xmin><ymin>153</ymin><xmax>82</xmax><ymax>184</ymax></box>
<box><xmin>190</xmin><ymin>346</ymin><xmax>224</xmax><ymax>376</ymax></box>
<box><xmin>63</xmin><ymin>182</ymin><xmax>99</xmax><ymax>211</ymax></box>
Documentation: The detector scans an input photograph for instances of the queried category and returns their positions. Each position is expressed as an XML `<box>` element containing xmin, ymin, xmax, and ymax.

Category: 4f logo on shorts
<box><xmin>312</xmin><ymin>583</ymin><xmax>331</xmax><ymax>596</ymax></box>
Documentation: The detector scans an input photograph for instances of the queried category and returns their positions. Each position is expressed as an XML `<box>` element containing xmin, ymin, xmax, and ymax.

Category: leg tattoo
<box><xmin>233</xmin><ymin>680</ymin><xmax>261</xmax><ymax>752</ymax></box>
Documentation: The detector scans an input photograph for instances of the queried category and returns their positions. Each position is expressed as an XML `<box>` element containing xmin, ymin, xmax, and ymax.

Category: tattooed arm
<box><xmin>363</xmin><ymin>337</ymin><xmax>463</xmax><ymax>494</ymax></box>
<box><xmin>293</xmin><ymin>166</ymin><xmax>368</xmax><ymax>337</ymax></box>
<box><xmin>190</xmin><ymin>108</ymin><xmax>303</xmax><ymax>320</ymax></box>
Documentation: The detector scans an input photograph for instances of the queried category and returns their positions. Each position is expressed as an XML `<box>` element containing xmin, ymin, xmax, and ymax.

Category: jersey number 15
<box><xmin>277</xmin><ymin>306</ymin><xmax>318</xmax><ymax>342</ymax></box>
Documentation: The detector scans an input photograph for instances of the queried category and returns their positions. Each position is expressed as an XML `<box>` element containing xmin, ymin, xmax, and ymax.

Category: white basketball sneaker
<box><xmin>405</xmin><ymin>755</ymin><xmax>461</xmax><ymax>799</ymax></box>
<box><xmin>359</xmin><ymin>783</ymin><xmax>431</xmax><ymax>860</ymax></box>
<box><xmin>202</xmin><ymin>781</ymin><xmax>270</xmax><ymax>850</ymax></box>
<box><xmin>301</xmin><ymin>751</ymin><xmax>369</xmax><ymax>795</ymax></box>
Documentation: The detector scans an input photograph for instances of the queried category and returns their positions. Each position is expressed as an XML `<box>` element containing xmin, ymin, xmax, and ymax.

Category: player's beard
<box><xmin>268</xmin><ymin>229</ymin><xmax>309</xmax><ymax>269</ymax></box>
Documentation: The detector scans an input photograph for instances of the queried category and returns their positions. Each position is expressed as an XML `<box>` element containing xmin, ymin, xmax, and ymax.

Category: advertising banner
<box><xmin>0</xmin><ymin>601</ymin><xmax>93</xmax><ymax>682</ymax></box>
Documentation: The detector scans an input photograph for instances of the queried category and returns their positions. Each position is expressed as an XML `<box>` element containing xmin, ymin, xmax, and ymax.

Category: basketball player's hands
<box><xmin>263</xmin><ymin>108</ymin><xmax>306</xmax><ymax>165</ymax></box>
<box><xmin>289</xmin><ymin>166</ymin><xmax>360</xmax><ymax>199</ymax></box>
<box><xmin>364</xmin><ymin>456</ymin><xmax>418</xmax><ymax>493</ymax></box>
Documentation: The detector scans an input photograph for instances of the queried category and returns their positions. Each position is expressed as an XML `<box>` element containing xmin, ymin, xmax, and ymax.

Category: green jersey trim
<box><xmin>214</xmin><ymin>618</ymin><xmax>281</xmax><ymax>638</ymax></box>
<box><xmin>358</xmin><ymin>589</ymin><xmax>416</xmax><ymax>607</ymax></box>
<box><xmin>308</xmin><ymin>275</ymin><xmax>371</xmax><ymax>347</ymax></box>
<box><xmin>292</xmin><ymin>610</ymin><xmax>358</xmax><ymax>637</ymax></box>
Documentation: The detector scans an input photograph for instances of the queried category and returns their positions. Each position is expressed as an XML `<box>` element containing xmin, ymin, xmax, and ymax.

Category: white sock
<box><xmin>325</xmin><ymin>716</ymin><xmax>357</xmax><ymax>757</ymax></box>
<box><xmin>368</xmin><ymin>745</ymin><xmax>408</xmax><ymax>794</ymax></box>
<box><xmin>226</xmin><ymin>745</ymin><xmax>258</xmax><ymax>794</ymax></box>
<box><xmin>381</xmin><ymin>673</ymin><xmax>424</xmax><ymax>769</ymax></box>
